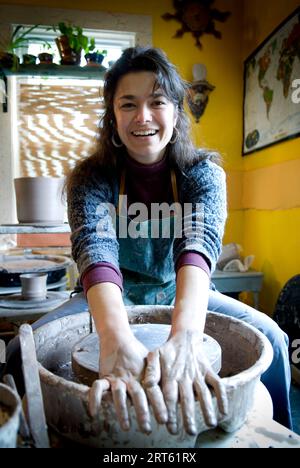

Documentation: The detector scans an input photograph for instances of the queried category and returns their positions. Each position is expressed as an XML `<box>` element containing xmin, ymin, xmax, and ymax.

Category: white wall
<box><xmin>0</xmin><ymin>78</ymin><xmax>17</xmax><ymax>223</ymax></box>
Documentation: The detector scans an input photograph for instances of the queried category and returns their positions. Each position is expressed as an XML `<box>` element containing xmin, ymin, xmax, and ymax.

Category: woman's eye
<box><xmin>121</xmin><ymin>103</ymin><xmax>135</xmax><ymax>109</ymax></box>
<box><xmin>153</xmin><ymin>100</ymin><xmax>166</xmax><ymax>106</ymax></box>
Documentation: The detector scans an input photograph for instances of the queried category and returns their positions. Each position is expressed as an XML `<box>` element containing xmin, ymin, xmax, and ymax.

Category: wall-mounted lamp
<box><xmin>187</xmin><ymin>64</ymin><xmax>215</xmax><ymax>123</ymax></box>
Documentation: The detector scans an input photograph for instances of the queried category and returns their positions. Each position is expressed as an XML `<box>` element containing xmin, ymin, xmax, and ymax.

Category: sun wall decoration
<box><xmin>162</xmin><ymin>0</ymin><xmax>231</xmax><ymax>49</ymax></box>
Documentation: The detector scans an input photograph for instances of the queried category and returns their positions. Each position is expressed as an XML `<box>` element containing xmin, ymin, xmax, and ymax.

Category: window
<box><xmin>17</xmin><ymin>78</ymin><xmax>103</xmax><ymax>177</ymax></box>
<box><xmin>14</xmin><ymin>25</ymin><xmax>135</xmax><ymax>67</ymax></box>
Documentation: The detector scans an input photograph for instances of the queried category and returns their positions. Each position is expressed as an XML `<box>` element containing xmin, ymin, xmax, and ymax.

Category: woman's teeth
<box><xmin>132</xmin><ymin>130</ymin><xmax>158</xmax><ymax>137</ymax></box>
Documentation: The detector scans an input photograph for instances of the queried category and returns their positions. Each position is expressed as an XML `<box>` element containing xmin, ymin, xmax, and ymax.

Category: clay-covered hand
<box><xmin>88</xmin><ymin>335</ymin><xmax>160</xmax><ymax>434</ymax></box>
<box><xmin>143</xmin><ymin>330</ymin><xmax>228</xmax><ymax>435</ymax></box>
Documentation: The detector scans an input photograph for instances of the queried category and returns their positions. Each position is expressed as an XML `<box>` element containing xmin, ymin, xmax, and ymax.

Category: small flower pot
<box><xmin>38</xmin><ymin>52</ymin><xmax>53</xmax><ymax>65</ymax></box>
<box><xmin>22</xmin><ymin>54</ymin><xmax>37</xmax><ymax>65</ymax></box>
<box><xmin>85</xmin><ymin>52</ymin><xmax>104</xmax><ymax>67</ymax></box>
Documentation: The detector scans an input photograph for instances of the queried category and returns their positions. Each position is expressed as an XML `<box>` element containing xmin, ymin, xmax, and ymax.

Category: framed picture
<box><xmin>243</xmin><ymin>7</ymin><xmax>300</xmax><ymax>155</ymax></box>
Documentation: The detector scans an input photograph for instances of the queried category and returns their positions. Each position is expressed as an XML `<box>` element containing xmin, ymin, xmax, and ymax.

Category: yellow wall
<box><xmin>242</xmin><ymin>0</ymin><xmax>300</xmax><ymax>314</ymax></box>
<box><xmin>1</xmin><ymin>0</ymin><xmax>299</xmax><ymax>313</ymax></box>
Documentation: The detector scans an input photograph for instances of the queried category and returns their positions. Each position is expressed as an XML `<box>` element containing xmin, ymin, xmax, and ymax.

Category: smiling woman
<box><xmin>5</xmin><ymin>46</ymin><xmax>293</xmax><ymax>440</ymax></box>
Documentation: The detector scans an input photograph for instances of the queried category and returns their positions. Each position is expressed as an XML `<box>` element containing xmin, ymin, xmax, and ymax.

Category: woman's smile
<box><xmin>131</xmin><ymin>129</ymin><xmax>159</xmax><ymax>137</ymax></box>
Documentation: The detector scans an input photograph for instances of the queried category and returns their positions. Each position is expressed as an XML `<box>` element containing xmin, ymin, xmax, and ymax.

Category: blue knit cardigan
<box><xmin>67</xmin><ymin>157</ymin><xmax>227</xmax><ymax>279</ymax></box>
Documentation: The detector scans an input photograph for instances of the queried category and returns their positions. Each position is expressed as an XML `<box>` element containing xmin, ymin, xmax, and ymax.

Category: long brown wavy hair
<box><xmin>66</xmin><ymin>46</ymin><xmax>220</xmax><ymax>193</ymax></box>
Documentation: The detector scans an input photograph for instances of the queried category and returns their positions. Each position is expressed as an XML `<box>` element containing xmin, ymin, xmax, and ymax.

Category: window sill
<box><xmin>1</xmin><ymin>64</ymin><xmax>106</xmax><ymax>80</ymax></box>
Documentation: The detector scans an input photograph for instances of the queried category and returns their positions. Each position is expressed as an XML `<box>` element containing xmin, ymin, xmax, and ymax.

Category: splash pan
<box><xmin>35</xmin><ymin>306</ymin><xmax>273</xmax><ymax>448</ymax></box>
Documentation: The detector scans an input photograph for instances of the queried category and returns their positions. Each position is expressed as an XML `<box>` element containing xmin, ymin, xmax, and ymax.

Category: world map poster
<box><xmin>243</xmin><ymin>8</ymin><xmax>300</xmax><ymax>155</ymax></box>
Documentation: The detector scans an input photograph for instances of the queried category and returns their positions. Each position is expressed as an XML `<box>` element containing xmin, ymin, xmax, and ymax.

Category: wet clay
<box><xmin>0</xmin><ymin>405</ymin><xmax>10</xmax><ymax>426</ymax></box>
<box><xmin>72</xmin><ymin>324</ymin><xmax>222</xmax><ymax>386</ymax></box>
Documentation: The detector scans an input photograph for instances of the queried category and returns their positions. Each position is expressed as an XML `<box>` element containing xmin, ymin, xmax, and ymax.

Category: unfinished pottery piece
<box><xmin>34</xmin><ymin>306</ymin><xmax>273</xmax><ymax>448</ymax></box>
<box><xmin>0</xmin><ymin>383</ymin><xmax>21</xmax><ymax>448</ymax></box>
<box><xmin>20</xmin><ymin>272</ymin><xmax>48</xmax><ymax>301</ymax></box>
<box><xmin>14</xmin><ymin>176</ymin><xmax>65</xmax><ymax>224</ymax></box>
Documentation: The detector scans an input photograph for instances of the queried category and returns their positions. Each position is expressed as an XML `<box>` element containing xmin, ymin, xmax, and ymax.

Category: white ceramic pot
<box><xmin>14</xmin><ymin>177</ymin><xmax>65</xmax><ymax>224</ymax></box>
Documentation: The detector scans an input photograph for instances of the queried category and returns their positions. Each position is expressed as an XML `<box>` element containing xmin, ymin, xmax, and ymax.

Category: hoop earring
<box><xmin>169</xmin><ymin>127</ymin><xmax>179</xmax><ymax>144</ymax></box>
<box><xmin>112</xmin><ymin>133</ymin><xmax>123</xmax><ymax>148</ymax></box>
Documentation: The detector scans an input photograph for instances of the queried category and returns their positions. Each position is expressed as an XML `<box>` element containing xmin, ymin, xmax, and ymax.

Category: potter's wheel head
<box><xmin>71</xmin><ymin>324</ymin><xmax>222</xmax><ymax>386</ymax></box>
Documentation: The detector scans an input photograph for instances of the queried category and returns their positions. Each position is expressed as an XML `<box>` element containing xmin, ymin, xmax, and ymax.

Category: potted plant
<box><xmin>54</xmin><ymin>22</ymin><xmax>95</xmax><ymax>65</ymax></box>
<box><xmin>85</xmin><ymin>48</ymin><xmax>107</xmax><ymax>67</ymax></box>
<box><xmin>0</xmin><ymin>24</ymin><xmax>51</xmax><ymax>70</ymax></box>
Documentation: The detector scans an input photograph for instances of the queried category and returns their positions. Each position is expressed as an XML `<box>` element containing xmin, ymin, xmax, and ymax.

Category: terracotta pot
<box><xmin>55</xmin><ymin>36</ymin><xmax>81</xmax><ymax>65</ymax></box>
<box><xmin>14</xmin><ymin>177</ymin><xmax>65</xmax><ymax>224</ymax></box>
<box><xmin>38</xmin><ymin>53</ymin><xmax>53</xmax><ymax>65</ymax></box>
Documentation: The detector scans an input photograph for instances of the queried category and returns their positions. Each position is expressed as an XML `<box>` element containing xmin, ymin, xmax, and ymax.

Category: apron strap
<box><xmin>117</xmin><ymin>170</ymin><xmax>126</xmax><ymax>215</ymax></box>
<box><xmin>170</xmin><ymin>168</ymin><xmax>179</xmax><ymax>204</ymax></box>
<box><xmin>117</xmin><ymin>168</ymin><xmax>179</xmax><ymax>214</ymax></box>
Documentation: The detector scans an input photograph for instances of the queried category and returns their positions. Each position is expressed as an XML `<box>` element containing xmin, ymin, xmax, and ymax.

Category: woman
<box><xmin>4</xmin><ymin>46</ymin><xmax>291</xmax><ymax>435</ymax></box>
<box><xmin>65</xmin><ymin>46</ymin><xmax>292</xmax><ymax>433</ymax></box>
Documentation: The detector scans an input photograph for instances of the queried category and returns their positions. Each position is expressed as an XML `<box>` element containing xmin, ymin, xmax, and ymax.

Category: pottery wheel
<box><xmin>0</xmin><ymin>292</ymin><xmax>68</xmax><ymax>310</ymax></box>
<box><xmin>0</xmin><ymin>255</ymin><xmax>71</xmax><ymax>273</ymax></box>
<box><xmin>72</xmin><ymin>324</ymin><xmax>222</xmax><ymax>386</ymax></box>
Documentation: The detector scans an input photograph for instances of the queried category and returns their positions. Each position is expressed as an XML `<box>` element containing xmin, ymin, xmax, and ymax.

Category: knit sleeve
<box><xmin>173</xmin><ymin>158</ymin><xmax>227</xmax><ymax>273</ymax></box>
<box><xmin>67</xmin><ymin>172</ymin><xmax>120</xmax><ymax>277</ymax></box>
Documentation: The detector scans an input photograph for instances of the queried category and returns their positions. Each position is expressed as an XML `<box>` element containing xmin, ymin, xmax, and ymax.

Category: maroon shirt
<box><xmin>82</xmin><ymin>153</ymin><xmax>211</xmax><ymax>295</ymax></box>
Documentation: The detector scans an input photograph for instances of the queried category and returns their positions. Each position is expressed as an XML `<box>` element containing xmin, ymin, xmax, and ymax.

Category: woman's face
<box><xmin>113</xmin><ymin>71</ymin><xmax>177</xmax><ymax>164</ymax></box>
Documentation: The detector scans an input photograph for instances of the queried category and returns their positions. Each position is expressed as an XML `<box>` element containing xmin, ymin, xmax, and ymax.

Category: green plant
<box><xmin>94</xmin><ymin>49</ymin><xmax>107</xmax><ymax>56</ymax></box>
<box><xmin>0</xmin><ymin>24</ymin><xmax>51</xmax><ymax>53</ymax></box>
<box><xmin>85</xmin><ymin>49</ymin><xmax>107</xmax><ymax>58</ymax></box>
<box><xmin>55</xmin><ymin>22</ymin><xmax>95</xmax><ymax>54</ymax></box>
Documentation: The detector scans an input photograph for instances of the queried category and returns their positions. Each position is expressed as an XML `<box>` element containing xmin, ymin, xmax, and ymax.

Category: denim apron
<box><xmin>117</xmin><ymin>168</ymin><xmax>178</xmax><ymax>306</ymax></box>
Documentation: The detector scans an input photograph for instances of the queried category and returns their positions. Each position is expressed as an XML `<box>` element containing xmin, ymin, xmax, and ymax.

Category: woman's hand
<box><xmin>143</xmin><ymin>329</ymin><xmax>228</xmax><ymax>435</ymax></box>
<box><xmin>88</xmin><ymin>333</ymin><xmax>167</xmax><ymax>434</ymax></box>
<box><xmin>87</xmin><ymin>282</ymin><xmax>156</xmax><ymax>433</ymax></box>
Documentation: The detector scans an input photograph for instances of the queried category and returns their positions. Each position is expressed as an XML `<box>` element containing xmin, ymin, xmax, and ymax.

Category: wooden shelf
<box><xmin>0</xmin><ymin>224</ymin><xmax>70</xmax><ymax>234</ymax></box>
